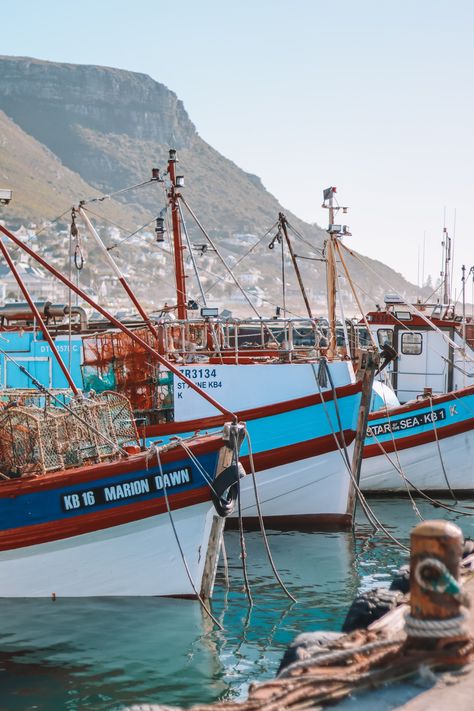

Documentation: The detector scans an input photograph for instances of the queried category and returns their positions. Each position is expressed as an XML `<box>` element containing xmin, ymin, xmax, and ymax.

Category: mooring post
<box><xmin>405</xmin><ymin>519</ymin><xmax>470</xmax><ymax>652</ymax></box>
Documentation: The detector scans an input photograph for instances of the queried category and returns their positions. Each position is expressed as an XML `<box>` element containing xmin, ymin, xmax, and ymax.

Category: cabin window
<box><xmin>377</xmin><ymin>329</ymin><xmax>393</xmax><ymax>348</ymax></box>
<box><xmin>401</xmin><ymin>332</ymin><xmax>422</xmax><ymax>355</ymax></box>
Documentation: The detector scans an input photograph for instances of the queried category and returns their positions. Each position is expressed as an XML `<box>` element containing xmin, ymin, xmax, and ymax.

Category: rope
<box><xmin>405</xmin><ymin>611</ymin><xmax>469</xmax><ymax>638</ymax></box>
<box><xmin>414</xmin><ymin>557</ymin><xmax>461</xmax><ymax>595</ymax></box>
<box><xmin>311</xmin><ymin>362</ymin><xmax>410</xmax><ymax>550</ymax></box>
<box><xmin>428</xmin><ymin>395</ymin><xmax>457</xmax><ymax>501</ymax></box>
<box><xmin>244</xmin><ymin>431</ymin><xmax>296</xmax><ymax>602</ymax></box>
<box><xmin>277</xmin><ymin>636</ymin><xmax>404</xmax><ymax>679</ymax></box>
<box><xmin>152</xmin><ymin>444</ymin><xmax>223</xmax><ymax>630</ymax></box>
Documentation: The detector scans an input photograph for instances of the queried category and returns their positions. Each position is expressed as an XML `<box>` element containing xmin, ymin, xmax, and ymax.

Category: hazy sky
<box><xmin>2</xmin><ymin>0</ymin><xmax>473</xmax><ymax>295</ymax></box>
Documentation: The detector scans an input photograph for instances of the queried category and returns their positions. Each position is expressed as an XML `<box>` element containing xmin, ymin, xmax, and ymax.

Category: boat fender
<box><xmin>211</xmin><ymin>461</ymin><xmax>245</xmax><ymax>517</ymax></box>
<box><xmin>341</xmin><ymin>587</ymin><xmax>404</xmax><ymax>633</ymax></box>
<box><xmin>277</xmin><ymin>631</ymin><xmax>343</xmax><ymax>675</ymax></box>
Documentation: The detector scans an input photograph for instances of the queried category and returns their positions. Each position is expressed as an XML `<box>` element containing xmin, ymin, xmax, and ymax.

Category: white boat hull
<box><xmin>361</xmin><ymin>427</ymin><xmax>474</xmax><ymax>492</ymax></box>
<box><xmin>0</xmin><ymin>502</ymin><xmax>217</xmax><ymax>597</ymax></box>
<box><xmin>231</xmin><ymin>445</ymin><xmax>354</xmax><ymax>528</ymax></box>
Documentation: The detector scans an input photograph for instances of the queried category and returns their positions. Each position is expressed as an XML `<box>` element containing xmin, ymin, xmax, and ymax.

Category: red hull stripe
<box><xmin>147</xmin><ymin>381</ymin><xmax>361</xmax><ymax>438</ymax></box>
<box><xmin>241</xmin><ymin>429</ymin><xmax>355</xmax><ymax>472</ymax></box>
<box><xmin>369</xmin><ymin>385</ymin><xmax>474</xmax><ymax>420</ymax></box>
<box><xmin>0</xmin><ymin>428</ymin><xmax>355</xmax><ymax>551</ymax></box>
<box><xmin>0</xmin><ymin>434</ymin><xmax>223</xmax><ymax>497</ymax></box>
<box><xmin>363</xmin><ymin>417</ymin><xmax>474</xmax><ymax>459</ymax></box>
<box><xmin>0</xmin><ymin>486</ymin><xmax>211</xmax><ymax>551</ymax></box>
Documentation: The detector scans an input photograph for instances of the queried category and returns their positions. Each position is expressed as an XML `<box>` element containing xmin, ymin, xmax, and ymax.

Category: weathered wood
<box><xmin>408</xmin><ymin>520</ymin><xmax>465</xmax><ymax>646</ymax></box>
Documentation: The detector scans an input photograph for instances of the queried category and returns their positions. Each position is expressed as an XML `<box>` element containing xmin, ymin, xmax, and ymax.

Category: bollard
<box><xmin>405</xmin><ymin>519</ymin><xmax>469</xmax><ymax>650</ymax></box>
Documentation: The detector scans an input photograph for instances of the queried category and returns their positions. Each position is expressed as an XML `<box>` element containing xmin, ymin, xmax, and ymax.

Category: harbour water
<box><xmin>1</xmin><ymin>498</ymin><xmax>472</xmax><ymax>710</ymax></box>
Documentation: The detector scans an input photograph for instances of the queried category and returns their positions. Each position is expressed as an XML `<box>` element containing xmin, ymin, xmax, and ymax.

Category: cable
<box><xmin>152</xmin><ymin>445</ymin><xmax>223</xmax><ymax>629</ymax></box>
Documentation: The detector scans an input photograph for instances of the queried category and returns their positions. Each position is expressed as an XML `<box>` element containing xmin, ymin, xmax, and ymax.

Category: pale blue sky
<box><xmin>2</xmin><ymin>0</ymin><xmax>474</xmax><ymax>294</ymax></box>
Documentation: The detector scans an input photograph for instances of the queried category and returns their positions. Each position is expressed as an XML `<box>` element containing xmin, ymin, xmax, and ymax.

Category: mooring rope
<box><xmin>153</xmin><ymin>444</ymin><xmax>223</xmax><ymax>631</ymax></box>
<box><xmin>244</xmin><ymin>431</ymin><xmax>297</xmax><ymax>602</ymax></box>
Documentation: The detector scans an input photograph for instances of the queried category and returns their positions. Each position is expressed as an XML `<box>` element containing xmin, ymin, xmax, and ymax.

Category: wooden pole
<box><xmin>168</xmin><ymin>152</ymin><xmax>187</xmax><ymax>320</ymax></box>
<box><xmin>279</xmin><ymin>213</ymin><xmax>313</xmax><ymax>319</ymax></box>
<box><xmin>408</xmin><ymin>520</ymin><xmax>467</xmax><ymax>648</ymax></box>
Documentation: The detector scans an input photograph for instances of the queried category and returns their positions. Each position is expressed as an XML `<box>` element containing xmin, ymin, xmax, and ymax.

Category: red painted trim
<box><xmin>240</xmin><ymin>429</ymin><xmax>355</xmax><ymax>472</ymax></box>
<box><xmin>147</xmin><ymin>381</ymin><xmax>361</xmax><ymax>438</ymax></box>
<box><xmin>369</xmin><ymin>384</ymin><xmax>474</xmax><ymax>420</ymax></box>
<box><xmin>364</xmin><ymin>417</ymin><xmax>474</xmax><ymax>459</ymax></box>
<box><xmin>0</xmin><ymin>486</ymin><xmax>211</xmax><ymax>551</ymax></box>
<box><xmin>0</xmin><ymin>432</ymin><xmax>223</xmax><ymax>497</ymax></box>
<box><xmin>364</xmin><ymin>311</ymin><xmax>460</xmax><ymax>329</ymax></box>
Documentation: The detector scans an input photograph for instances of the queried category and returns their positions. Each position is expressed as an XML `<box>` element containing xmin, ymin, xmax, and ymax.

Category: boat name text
<box><xmin>60</xmin><ymin>467</ymin><xmax>192</xmax><ymax>512</ymax></box>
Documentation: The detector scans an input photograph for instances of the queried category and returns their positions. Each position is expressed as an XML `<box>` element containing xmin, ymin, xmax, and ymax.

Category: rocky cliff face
<box><xmin>0</xmin><ymin>56</ymin><xmax>196</xmax><ymax>192</ymax></box>
<box><xmin>0</xmin><ymin>55</ymin><xmax>424</xmax><ymax>310</ymax></box>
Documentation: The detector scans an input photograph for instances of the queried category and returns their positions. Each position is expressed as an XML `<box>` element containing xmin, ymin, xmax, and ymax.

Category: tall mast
<box><xmin>167</xmin><ymin>149</ymin><xmax>187</xmax><ymax>320</ymax></box>
<box><xmin>441</xmin><ymin>225</ymin><xmax>451</xmax><ymax>306</ymax></box>
<box><xmin>321</xmin><ymin>187</ymin><xmax>350</xmax><ymax>358</ymax></box>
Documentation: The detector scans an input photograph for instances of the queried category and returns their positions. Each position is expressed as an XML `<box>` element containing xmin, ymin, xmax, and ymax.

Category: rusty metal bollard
<box><xmin>405</xmin><ymin>520</ymin><xmax>470</xmax><ymax>651</ymax></box>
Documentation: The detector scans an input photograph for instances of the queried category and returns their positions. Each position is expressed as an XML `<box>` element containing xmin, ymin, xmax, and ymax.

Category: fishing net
<box><xmin>0</xmin><ymin>391</ymin><xmax>139</xmax><ymax>478</ymax></box>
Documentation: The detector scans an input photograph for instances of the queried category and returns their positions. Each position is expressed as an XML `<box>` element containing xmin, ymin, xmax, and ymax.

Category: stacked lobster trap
<box><xmin>0</xmin><ymin>390</ymin><xmax>139</xmax><ymax>478</ymax></box>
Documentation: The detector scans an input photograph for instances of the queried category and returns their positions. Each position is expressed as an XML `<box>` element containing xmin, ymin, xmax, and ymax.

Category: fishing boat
<box><xmin>361</xmin><ymin>383</ymin><xmax>474</xmax><ymax>493</ymax></box>
<box><xmin>0</xmin><ymin>233</ymin><xmax>246</xmax><ymax>598</ymax></box>
<box><xmin>0</xmin><ymin>389</ymin><xmax>243</xmax><ymax>597</ymax></box>
<box><xmin>0</xmin><ymin>176</ymin><xmax>376</xmax><ymax>531</ymax></box>
<box><xmin>355</xmin><ymin>221</ymin><xmax>474</xmax><ymax>493</ymax></box>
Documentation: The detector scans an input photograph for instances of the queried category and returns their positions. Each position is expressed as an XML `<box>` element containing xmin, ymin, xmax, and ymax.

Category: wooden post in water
<box><xmin>406</xmin><ymin>520</ymin><xmax>469</xmax><ymax>651</ymax></box>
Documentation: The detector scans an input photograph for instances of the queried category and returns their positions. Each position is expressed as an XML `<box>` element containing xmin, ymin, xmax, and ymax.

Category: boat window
<box><xmin>401</xmin><ymin>332</ymin><xmax>422</xmax><ymax>355</ymax></box>
<box><xmin>395</xmin><ymin>311</ymin><xmax>412</xmax><ymax>321</ymax></box>
<box><xmin>377</xmin><ymin>329</ymin><xmax>393</xmax><ymax>348</ymax></box>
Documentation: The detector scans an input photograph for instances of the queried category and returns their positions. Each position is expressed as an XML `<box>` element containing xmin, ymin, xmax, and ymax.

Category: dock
<box><xmin>123</xmin><ymin>520</ymin><xmax>474</xmax><ymax>711</ymax></box>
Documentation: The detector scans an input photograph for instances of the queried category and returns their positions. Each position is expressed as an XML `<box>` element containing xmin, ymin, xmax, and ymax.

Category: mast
<box><xmin>321</xmin><ymin>187</ymin><xmax>351</xmax><ymax>358</ymax></box>
<box><xmin>279</xmin><ymin>213</ymin><xmax>313</xmax><ymax>319</ymax></box>
<box><xmin>167</xmin><ymin>149</ymin><xmax>188</xmax><ymax>320</ymax></box>
<box><xmin>441</xmin><ymin>225</ymin><xmax>451</xmax><ymax>307</ymax></box>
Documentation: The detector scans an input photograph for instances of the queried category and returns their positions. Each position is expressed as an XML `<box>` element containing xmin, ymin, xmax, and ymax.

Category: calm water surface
<box><xmin>1</xmin><ymin>498</ymin><xmax>473</xmax><ymax>710</ymax></box>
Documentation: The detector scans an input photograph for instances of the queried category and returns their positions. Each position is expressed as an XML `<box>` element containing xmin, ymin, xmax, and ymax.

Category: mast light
<box><xmin>155</xmin><ymin>217</ymin><xmax>165</xmax><ymax>242</ymax></box>
<box><xmin>169</xmin><ymin>149</ymin><xmax>177</xmax><ymax>162</ymax></box>
<box><xmin>175</xmin><ymin>175</ymin><xmax>185</xmax><ymax>188</ymax></box>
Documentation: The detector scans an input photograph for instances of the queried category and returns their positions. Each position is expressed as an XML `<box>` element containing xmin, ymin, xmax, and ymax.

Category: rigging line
<box><xmin>244</xmin><ymin>431</ymin><xmax>296</xmax><ymax>602</ymax></box>
<box><xmin>80</xmin><ymin>206</ymin><xmax>156</xmax><ymax>246</ymax></box>
<box><xmin>24</xmin><ymin>207</ymin><xmax>73</xmax><ymax>243</ymax></box>
<box><xmin>177</xmin><ymin>200</ymin><xmax>206</xmax><ymax>306</ymax></box>
<box><xmin>341</xmin><ymin>242</ymin><xmax>474</xmax><ymax>365</ymax></box>
<box><xmin>312</xmin><ymin>362</ymin><xmax>410</xmax><ymax>550</ymax></box>
<box><xmin>333</xmin><ymin>240</ymin><xmax>378</xmax><ymax>351</ymax></box>
<box><xmin>377</xmin><ymin>385</ymin><xmax>423</xmax><ymax>520</ymax></box>
<box><xmin>428</xmin><ymin>395</ymin><xmax>457</xmax><ymax>501</ymax></box>
<box><xmin>310</xmin><ymin>363</ymin><xmax>378</xmax><ymax>533</ymax></box>
<box><xmin>153</xmin><ymin>445</ymin><xmax>224</xmax><ymax>631</ymax></box>
<box><xmin>285</xmin><ymin>220</ymin><xmax>325</xmax><ymax>255</ymax></box>
<box><xmin>80</xmin><ymin>178</ymin><xmax>159</xmax><ymax>205</ymax></box>
<box><xmin>202</xmin><ymin>222</ymin><xmax>278</xmax><ymax>297</ymax></box>
<box><xmin>237</xmin><ymin>463</ymin><xmax>253</xmax><ymax>607</ymax></box>
<box><xmin>179</xmin><ymin>195</ymin><xmax>264</xmax><ymax>320</ymax></box>
<box><xmin>369</xmin><ymin>427</ymin><xmax>474</xmax><ymax>517</ymax></box>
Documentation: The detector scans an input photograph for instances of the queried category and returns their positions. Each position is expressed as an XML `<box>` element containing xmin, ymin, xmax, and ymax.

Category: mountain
<box><xmin>0</xmin><ymin>55</ymin><xmax>425</xmax><ymax>312</ymax></box>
